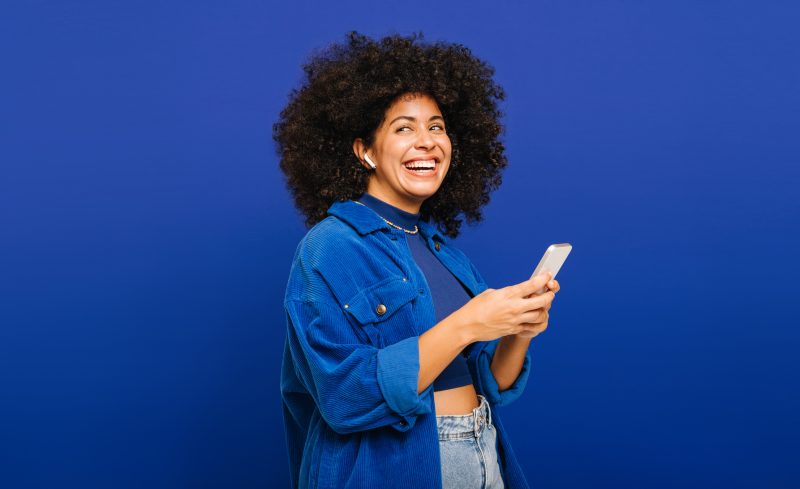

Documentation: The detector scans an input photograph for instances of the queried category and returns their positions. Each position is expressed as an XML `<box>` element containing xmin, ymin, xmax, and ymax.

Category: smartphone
<box><xmin>530</xmin><ymin>243</ymin><xmax>572</xmax><ymax>295</ymax></box>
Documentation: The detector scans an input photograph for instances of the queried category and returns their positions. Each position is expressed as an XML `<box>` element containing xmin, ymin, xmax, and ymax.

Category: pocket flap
<box><xmin>345</xmin><ymin>276</ymin><xmax>418</xmax><ymax>325</ymax></box>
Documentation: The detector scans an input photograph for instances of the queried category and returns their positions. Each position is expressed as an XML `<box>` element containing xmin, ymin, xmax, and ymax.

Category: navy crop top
<box><xmin>356</xmin><ymin>193</ymin><xmax>473</xmax><ymax>391</ymax></box>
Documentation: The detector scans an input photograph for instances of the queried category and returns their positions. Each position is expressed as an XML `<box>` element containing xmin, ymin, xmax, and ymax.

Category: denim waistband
<box><xmin>436</xmin><ymin>394</ymin><xmax>493</xmax><ymax>441</ymax></box>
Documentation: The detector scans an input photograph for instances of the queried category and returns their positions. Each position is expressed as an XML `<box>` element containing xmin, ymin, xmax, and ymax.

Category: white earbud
<box><xmin>364</xmin><ymin>153</ymin><xmax>377</xmax><ymax>170</ymax></box>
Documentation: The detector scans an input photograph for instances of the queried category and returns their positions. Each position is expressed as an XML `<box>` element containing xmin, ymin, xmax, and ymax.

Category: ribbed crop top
<box><xmin>356</xmin><ymin>193</ymin><xmax>473</xmax><ymax>391</ymax></box>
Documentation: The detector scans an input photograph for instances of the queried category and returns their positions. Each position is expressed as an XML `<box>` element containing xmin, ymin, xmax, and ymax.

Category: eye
<box><xmin>431</xmin><ymin>123</ymin><xmax>445</xmax><ymax>131</ymax></box>
<box><xmin>396</xmin><ymin>126</ymin><xmax>412</xmax><ymax>133</ymax></box>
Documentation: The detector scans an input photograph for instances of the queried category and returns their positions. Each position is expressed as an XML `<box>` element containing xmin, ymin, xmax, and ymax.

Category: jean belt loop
<box><xmin>477</xmin><ymin>403</ymin><xmax>481</xmax><ymax>434</ymax></box>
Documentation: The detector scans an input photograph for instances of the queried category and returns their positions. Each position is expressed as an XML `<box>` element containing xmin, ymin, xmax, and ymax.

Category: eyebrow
<box><xmin>388</xmin><ymin>115</ymin><xmax>445</xmax><ymax>125</ymax></box>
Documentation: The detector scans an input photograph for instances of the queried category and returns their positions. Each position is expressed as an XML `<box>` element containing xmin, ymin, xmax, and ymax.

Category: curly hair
<box><xmin>273</xmin><ymin>31</ymin><xmax>508</xmax><ymax>238</ymax></box>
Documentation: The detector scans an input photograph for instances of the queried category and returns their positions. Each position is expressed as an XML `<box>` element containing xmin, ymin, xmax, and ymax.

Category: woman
<box><xmin>274</xmin><ymin>31</ymin><xmax>560</xmax><ymax>489</ymax></box>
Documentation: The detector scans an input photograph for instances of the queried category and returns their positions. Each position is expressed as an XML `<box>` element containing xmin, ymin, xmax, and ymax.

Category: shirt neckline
<box><xmin>356</xmin><ymin>193</ymin><xmax>420</xmax><ymax>232</ymax></box>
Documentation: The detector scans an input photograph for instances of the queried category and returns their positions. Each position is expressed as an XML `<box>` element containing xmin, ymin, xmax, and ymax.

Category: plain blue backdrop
<box><xmin>2</xmin><ymin>1</ymin><xmax>798</xmax><ymax>488</ymax></box>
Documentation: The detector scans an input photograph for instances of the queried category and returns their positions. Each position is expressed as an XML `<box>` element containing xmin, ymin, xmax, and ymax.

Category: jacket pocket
<box><xmin>344</xmin><ymin>276</ymin><xmax>419</xmax><ymax>345</ymax></box>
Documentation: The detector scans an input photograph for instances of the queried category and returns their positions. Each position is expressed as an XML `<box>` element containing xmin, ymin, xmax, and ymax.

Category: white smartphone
<box><xmin>530</xmin><ymin>243</ymin><xmax>572</xmax><ymax>295</ymax></box>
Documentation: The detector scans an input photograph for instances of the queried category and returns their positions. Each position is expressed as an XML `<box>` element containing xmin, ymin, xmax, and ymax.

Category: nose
<box><xmin>415</xmin><ymin>127</ymin><xmax>435</xmax><ymax>149</ymax></box>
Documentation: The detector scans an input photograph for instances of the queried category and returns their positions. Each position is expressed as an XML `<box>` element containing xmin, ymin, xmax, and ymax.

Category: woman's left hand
<box><xmin>516</xmin><ymin>278</ymin><xmax>560</xmax><ymax>339</ymax></box>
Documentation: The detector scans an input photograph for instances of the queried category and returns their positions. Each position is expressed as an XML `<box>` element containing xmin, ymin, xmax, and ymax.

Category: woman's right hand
<box><xmin>453</xmin><ymin>272</ymin><xmax>556</xmax><ymax>343</ymax></box>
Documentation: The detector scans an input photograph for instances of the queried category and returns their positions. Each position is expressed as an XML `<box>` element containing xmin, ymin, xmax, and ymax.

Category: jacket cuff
<box><xmin>469</xmin><ymin>339</ymin><xmax>531</xmax><ymax>407</ymax></box>
<box><xmin>376</xmin><ymin>336</ymin><xmax>432</xmax><ymax>430</ymax></box>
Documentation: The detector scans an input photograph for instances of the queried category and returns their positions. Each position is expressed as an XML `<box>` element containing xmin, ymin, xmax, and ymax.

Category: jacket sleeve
<box><xmin>465</xmin><ymin>339</ymin><xmax>531</xmax><ymax>407</ymax></box>
<box><xmin>284</xmin><ymin>298</ymin><xmax>433</xmax><ymax>435</ymax></box>
<box><xmin>463</xmin><ymin>256</ymin><xmax>532</xmax><ymax>407</ymax></box>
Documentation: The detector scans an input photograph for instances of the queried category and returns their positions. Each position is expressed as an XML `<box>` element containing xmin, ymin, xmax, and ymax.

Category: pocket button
<box><xmin>376</xmin><ymin>304</ymin><xmax>387</xmax><ymax>315</ymax></box>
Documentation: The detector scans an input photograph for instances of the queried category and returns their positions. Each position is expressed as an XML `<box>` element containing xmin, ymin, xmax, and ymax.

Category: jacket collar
<box><xmin>327</xmin><ymin>200</ymin><xmax>448</xmax><ymax>244</ymax></box>
<box><xmin>417</xmin><ymin>219</ymin><xmax>448</xmax><ymax>244</ymax></box>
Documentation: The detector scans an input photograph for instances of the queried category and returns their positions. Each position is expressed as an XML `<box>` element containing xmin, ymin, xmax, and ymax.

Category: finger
<box><xmin>547</xmin><ymin>279</ymin><xmax>560</xmax><ymax>293</ymax></box>
<box><xmin>520</xmin><ymin>322</ymin><xmax>547</xmax><ymax>331</ymax></box>
<box><xmin>518</xmin><ymin>310</ymin><xmax>548</xmax><ymax>324</ymax></box>
<box><xmin>520</xmin><ymin>322</ymin><xmax>548</xmax><ymax>335</ymax></box>
<box><xmin>532</xmin><ymin>309</ymin><xmax>549</xmax><ymax>323</ymax></box>
<box><xmin>519</xmin><ymin>291</ymin><xmax>554</xmax><ymax>311</ymax></box>
<box><xmin>512</xmin><ymin>272</ymin><xmax>552</xmax><ymax>298</ymax></box>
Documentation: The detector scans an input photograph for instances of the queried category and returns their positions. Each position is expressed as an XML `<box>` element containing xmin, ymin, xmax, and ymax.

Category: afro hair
<box><xmin>273</xmin><ymin>31</ymin><xmax>508</xmax><ymax>238</ymax></box>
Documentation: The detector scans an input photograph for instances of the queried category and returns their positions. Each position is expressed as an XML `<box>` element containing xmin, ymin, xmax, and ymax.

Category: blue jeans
<box><xmin>436</xmin><ymin>395</ymin><xmax>505</xmax><ymax>489</ymax></box>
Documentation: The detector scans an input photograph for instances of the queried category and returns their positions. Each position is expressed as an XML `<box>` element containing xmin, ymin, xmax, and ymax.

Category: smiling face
<box><xmin>352</xmin><ymin>92</ymin><xmax>452</xmax><ymax>214</ymax></box>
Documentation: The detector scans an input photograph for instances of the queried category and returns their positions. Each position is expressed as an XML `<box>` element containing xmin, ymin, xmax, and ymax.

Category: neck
<box><xmin>365</xmin><ymin>185</ymin><xmax>423</xmax><ymax>214</ymax></box>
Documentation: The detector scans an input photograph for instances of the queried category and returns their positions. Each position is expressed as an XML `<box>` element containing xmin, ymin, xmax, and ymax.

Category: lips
<box><xmin>402</xmin><ymin>156</ymin><xmax>439</xmax><ymax>169</ymax></box>
<box><xmin>402</xmin><ymin>157</ymin><xmax>439</xmax><ymax>177</ymax></box>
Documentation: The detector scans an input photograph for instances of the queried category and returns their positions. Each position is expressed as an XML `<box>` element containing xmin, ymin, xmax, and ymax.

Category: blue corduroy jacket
<box><xmin>281</xmin><ymin>199</ymin><xmax>532</xmax><ymax>489</ymax></box>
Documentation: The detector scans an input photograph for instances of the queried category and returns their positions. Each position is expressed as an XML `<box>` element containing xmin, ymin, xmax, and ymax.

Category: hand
<box><xmin>516</xmin><ymin>276</ymin><xmax>560</xmax><ymax>339</ymax></box>
<box><xmin>453</xmin><ymin>272</ymin><xmax>557</xmax><ymax>343</ymax></box>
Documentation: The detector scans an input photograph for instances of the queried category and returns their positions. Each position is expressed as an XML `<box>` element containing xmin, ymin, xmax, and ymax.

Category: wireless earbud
<box><xmin>364</xmin><ymin>153</ymin><xmax>377</xmax><ymax>170</ymax></box>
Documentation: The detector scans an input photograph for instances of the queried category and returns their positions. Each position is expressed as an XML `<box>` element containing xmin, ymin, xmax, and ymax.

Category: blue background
<box><xmin>2</xmin><ymin>1</ymin><xmax>799</xmax><ymax>487</ymax></box>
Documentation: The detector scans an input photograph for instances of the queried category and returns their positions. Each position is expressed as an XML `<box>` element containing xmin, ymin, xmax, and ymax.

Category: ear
<box><xmin>352</xmin><ymin>138</ymin><xmax>371</xmax><ymax>170</ymax></box>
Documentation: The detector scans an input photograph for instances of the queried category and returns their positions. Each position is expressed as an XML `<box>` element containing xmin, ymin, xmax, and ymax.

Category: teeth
<box><xmin>404</xmin><ymin>159</ymin><xmax>436</xmax><ymax>169</ymax></box>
